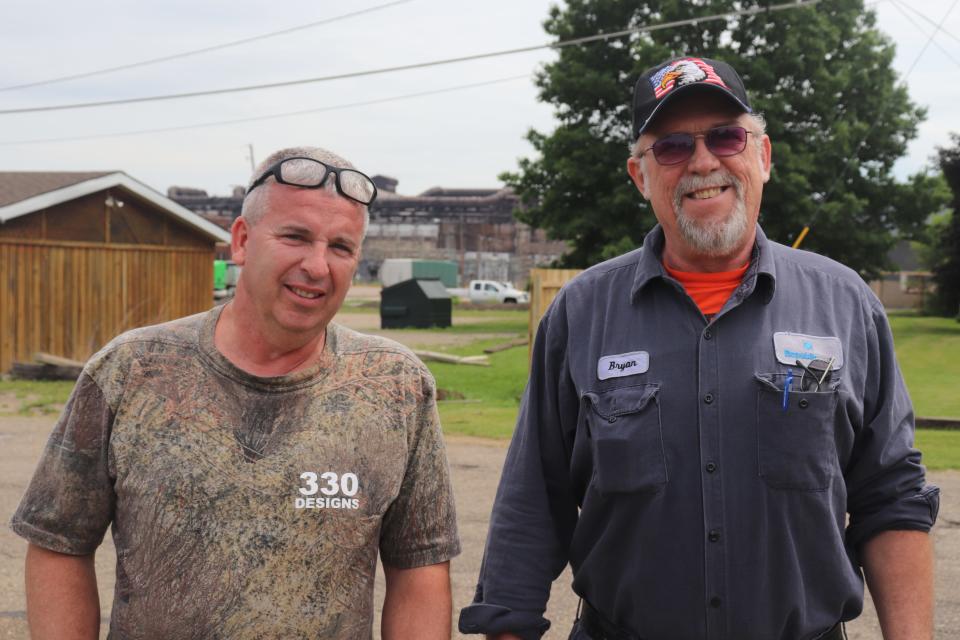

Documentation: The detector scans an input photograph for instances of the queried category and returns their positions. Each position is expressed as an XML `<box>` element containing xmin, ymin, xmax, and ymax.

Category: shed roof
<box><xmin>0</xmin><ymin>171</ymin><xmax>230</xmax><ymax>243</ymax></box>
<box><xmin>0</xmin><ymin>171</ymin><xmax>116</xmax><ymax>206</ymax></box>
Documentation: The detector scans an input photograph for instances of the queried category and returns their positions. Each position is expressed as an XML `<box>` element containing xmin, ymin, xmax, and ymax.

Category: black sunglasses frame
<box><xmin>246</xmin><ymin>156</ymin><xmax>378</xmax><ymax>206</ymax></box>
<box><xmin>640</xmin><ymin>126</ymin><xmax>756</xmax><ymax>166</ymax></box>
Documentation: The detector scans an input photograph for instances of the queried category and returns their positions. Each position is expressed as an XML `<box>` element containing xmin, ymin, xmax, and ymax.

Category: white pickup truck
<box><xmin>466</xmin><ymin>280</ymin><xmax>529</xmax><ymax>304</ymax></box>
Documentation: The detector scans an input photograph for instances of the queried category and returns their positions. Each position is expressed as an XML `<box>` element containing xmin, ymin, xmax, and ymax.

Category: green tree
<box><xmin>912</xmin><ymin>209</ymin><xmax>951</xmax><ymax>278</ymax></box>
<box><xmin>504</xmin><ymin>0</ymin><xmax>944</xmax><ymax>277</ymax></box>
<box><xmin>929</xmin><ymin>134</ymin><xmax>960</xmax><ymax>317</ymax></box>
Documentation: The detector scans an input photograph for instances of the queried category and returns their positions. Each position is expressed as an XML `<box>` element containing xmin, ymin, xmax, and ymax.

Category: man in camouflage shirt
<box><xmin>11</xmin><ymin>146</ymin><xmax>461</xmax><ymax>639</ymax></box>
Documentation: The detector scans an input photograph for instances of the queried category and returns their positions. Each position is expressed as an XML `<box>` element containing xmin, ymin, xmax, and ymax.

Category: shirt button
<box><xmin>708</xmin><ymin>529</ymin><xmax>721</xmax><ymax>542</ymax></box>
<box><xmin>703</xmin><ymin>393</ymin><xmax>714</xmax><ymax>404</ymax></box>
<box><xmin>704</xmin><ymin>329</ymin><xmax>713</xmax><ymax>340</ymax></box>
<box><xmin>710</xmin><ymin>596</ymin><xmax>722</xmax><ymax>608</ymax></box>
<box><xmin>799</xmin><ymin>398</ymin><xmax>809</xmax><ymax>409</ymax></box>
<box><xmin>705</xmin><ymin>462</ymin><xmax>718</xmax><ymax>473</ymax></box>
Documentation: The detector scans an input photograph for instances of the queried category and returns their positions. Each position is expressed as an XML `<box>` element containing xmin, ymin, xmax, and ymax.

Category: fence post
<box><xmin>528</xmin><ymin>268</ymin><xmax>583</xmax><ymax>364</ymax></box>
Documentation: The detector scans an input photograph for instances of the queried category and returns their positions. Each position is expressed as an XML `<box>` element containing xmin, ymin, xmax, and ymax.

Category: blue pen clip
<box><xmin>782</xmin><ymin>368</ymin><xmax>794</xmax><ymax>413</ymax></box>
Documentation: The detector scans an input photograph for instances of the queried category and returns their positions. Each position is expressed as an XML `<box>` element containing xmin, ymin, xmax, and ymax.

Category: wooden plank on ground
<box><xmin>12</xmin><ymin>361</ymin><xmax>81</xmax><ymax>381</ymax></box>
<box><xmin>483</xmin><ymin>338</ymin><xmax>529</xmax><ymax>354</ymax></box>
<box><xmin>33</xmin><ymin>352</ymin><xmax>86</xmax><ymax>368</ymax></box>
<box><xmin>414</xmin><ymin>350</ymin><xmax>490</xmax><ymax>366</ymax></box>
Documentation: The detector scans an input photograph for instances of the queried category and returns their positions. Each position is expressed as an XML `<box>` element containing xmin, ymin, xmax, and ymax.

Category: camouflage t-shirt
<box><xmin>11</xmin><ymin>306</ymin><xmax>461</xmax><ymax>639</ymax></box>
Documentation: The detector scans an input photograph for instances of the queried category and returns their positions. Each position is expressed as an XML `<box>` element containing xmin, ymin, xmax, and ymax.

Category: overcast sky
<box><xmin>0</xmin><ymin>0</ymin><xmax>957</xmax><ymax>197</ymax></box>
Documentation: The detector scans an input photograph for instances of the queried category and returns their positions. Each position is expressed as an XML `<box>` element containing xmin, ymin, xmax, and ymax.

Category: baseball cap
<box><xmin>632</xmin><ymin>56</ymin><xmax>752</xmax><ymax>140</ymax></box>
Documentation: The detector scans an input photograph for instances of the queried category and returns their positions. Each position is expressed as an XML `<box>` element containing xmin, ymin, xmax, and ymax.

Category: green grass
<box><xmin>5</xmin><ymin>310</ymin><xmax>959</xmax><ymax>466</ymax></box>
<box><xmin>0</xmin><ymin>379</ymin><xmax>74</xmax><ymax>414</ymax></box>
<box><xmin>410</xmin><ymin>315</ymin><xmax>527</xmax><ymax>335</ymax></box>
<box><xmin>337</xmin><ymin>307</ymin><xmax>529</xmax><ymax>336</ymax></box>
<box><xmin>915</xmin><ymin>429</ymin><xmax>960</xmax><ymax>471</ymax></box>
<box><xmin>424</xmin><ymin>331</ymin><xmax>530</xmax><ymax>439</ymax></box>
<box><xmin>436</xmin><ymin>403</ymin><xmax>524</xmax><ymax>439</ymax></box>
<box><xmin>339</xmin><ymin>301</ymin><xmax>380</xmax><ymax>313</ymax></box>
<box><xmin>889</xmin><ymin>313</ymin><xmax>960</xmax><ymax>418</ymax></box>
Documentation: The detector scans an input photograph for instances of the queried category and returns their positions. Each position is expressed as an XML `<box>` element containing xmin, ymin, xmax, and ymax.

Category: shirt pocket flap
<box><xmin>584</xmin><ymin>384</ymin><xmax>660</xmax><ymax>420</ymax></box>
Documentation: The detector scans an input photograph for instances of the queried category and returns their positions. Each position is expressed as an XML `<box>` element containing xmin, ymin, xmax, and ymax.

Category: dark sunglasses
<box><xmin>640</xmin><ymin>125</ymin><xmax>756</xmax><ymax>166</ymax></box>
<box><xmin>246</xmin><ymin>156</ymin><xmax>378</xmax><ymax>205</ymax></box>
<box><xmin>795</xmin><ymin>358</ymin><xmax>836</xmax><ymax>391</ymax></box>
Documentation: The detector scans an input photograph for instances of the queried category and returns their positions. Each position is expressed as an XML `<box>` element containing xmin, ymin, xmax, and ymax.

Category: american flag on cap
<box><xmin>650</xmin><ymin>58</ymin><xmax>728</xmax><ymax>100</ymax></box>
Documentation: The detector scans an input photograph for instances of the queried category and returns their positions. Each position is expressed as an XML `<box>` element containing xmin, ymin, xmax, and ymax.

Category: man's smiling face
<box><xmin>230</xmin><ymin>183</ymin><xmax>364</xmax><ymax>342</ymax></box>
<box><xmin>628</xmin><ymin>92</ymin><xmax>772</xmax><ymax>265</ymax></box>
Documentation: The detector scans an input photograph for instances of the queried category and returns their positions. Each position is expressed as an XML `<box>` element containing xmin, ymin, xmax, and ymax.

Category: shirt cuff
<box><xmin>380</xmin><ymin>539</ymin><xmax>462</xmax><ymax>569</ymax></box>
<box><xmin>847</xmin><ymin>484</ymin><xmax>940</xmax><ymax>549</ymax></box>
<box><xmin>458</xmin><ymin>603</ymin><xmax>551</xmax><ymax>639</ymax></box>
<box><xmin>8</xmin><ymin>518</ymin><xmax>101</xmax><ymax>556</ymax></box>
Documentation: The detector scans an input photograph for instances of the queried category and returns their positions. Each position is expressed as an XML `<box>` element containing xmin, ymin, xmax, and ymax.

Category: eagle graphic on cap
<box><xmin>659</xmin><ymin>60</ymin><xmax>706</xmax><ymax>90</ymax></box>
<box><xmin>650</xmin><ymin>58</ymin><xmax>727</xmax><ymax>100</ymax></box>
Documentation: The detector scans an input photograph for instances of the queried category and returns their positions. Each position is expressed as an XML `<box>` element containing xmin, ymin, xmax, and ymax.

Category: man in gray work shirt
<box><xmin>459</xmin><ymin>56</ymin><xmax>939</xmax><ymax>640</ymax></box>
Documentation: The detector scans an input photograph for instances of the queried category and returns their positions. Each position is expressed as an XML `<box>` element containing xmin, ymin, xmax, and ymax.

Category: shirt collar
<box><xmin>630</xmin><ymin>223</ymin><xmax>777</xmax><ymax>304</ymax></box>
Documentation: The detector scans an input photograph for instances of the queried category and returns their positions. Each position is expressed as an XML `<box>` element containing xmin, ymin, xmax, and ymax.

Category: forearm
<box><xmin>382</xmin><ymin>561</ymin><xmax>452</xmax><ymax>640</ymax></box>
<box><xmin>862</xmin><ymin>529</ymin><xmax>934</xmax><ymax>640</ymax></box>
<box><xmin>25</xmin><ymin>543</ymin><xmax>100</xmax><ymax>640</ymax></box>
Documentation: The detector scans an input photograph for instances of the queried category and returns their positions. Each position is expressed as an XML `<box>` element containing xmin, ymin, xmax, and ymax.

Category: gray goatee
<box><xmin>672</xmin><ymin>171</ymin><xmax>748</xmax><ymax>257</ymax></box>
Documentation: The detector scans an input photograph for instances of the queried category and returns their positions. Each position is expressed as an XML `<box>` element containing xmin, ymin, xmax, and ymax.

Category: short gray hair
<box><xmin>629</xmin><ymin>112</ymin><xmax>768</xmax><ymax>159</ymax></box>
<box><xmin>241</xmin><ymin>145</ymin><xmax>370</xmax><ymax>237</ymax></box>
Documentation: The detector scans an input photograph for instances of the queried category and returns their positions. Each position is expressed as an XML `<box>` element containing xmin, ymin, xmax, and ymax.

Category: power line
<box><xmin>0</xmin><ymin>0</ymin><xmax>415</xmax><ymax>93</ymax></box>
<box><xmin>0</xmin><ymin>0</ymin><xmax>821</xmax><ymax>116</ymax></box>
<box><xmin>888</xmin><ymin>0</ymin><xmax>960</xmax><ymax>46</ymax></box>
<box><xmin>888</xmin><ymin>0</ymin><xmax>960</xmax><ymax>69</ymax></box>
<box><xmin>901</xmin><ymin>0</ymin><xmax>959</xmax><ymax>77</ymax></box>
<box><xmin>0</xmin><ymin>75</ymin><xmax>531</xmax><ymax>146</ymax></box>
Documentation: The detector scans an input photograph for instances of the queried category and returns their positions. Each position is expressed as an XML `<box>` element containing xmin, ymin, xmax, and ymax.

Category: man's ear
<box><xmin>760</xmin><ymin>134</ymin><xmax>773</xmax><ymax>183</ymax></box>
<box><xmin>231</xmin><ymin>216</ymin><xmax>250</xmax><ymax>266</ymax></box>
<box><xmin>627</xmin><ymin>156</ymin><xmax>650</xmax><ymax>200</ymax></box>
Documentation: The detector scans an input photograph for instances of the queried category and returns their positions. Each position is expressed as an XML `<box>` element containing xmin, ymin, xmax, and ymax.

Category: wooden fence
<box><xmin>0</xmin><ymin>239</ymin><xmax>214</xmax><ymax>373</ymax></box>
<box><xmin>528</xmin><ymin>268</ymin><xmax>583</xmax><ymax>354</ymax></box>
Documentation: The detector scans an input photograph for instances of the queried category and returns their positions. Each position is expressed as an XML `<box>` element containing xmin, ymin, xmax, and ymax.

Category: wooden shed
<box><xmin>0</xmin><ymin>171</ymin><xmax>231</xmax><ymax>373</ymax></box>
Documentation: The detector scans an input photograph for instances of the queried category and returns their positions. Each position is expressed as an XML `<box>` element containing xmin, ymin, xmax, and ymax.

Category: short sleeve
<box><xmin>378</xmin><ymin>367</ymin><xmax>461</xmax><ymax>568</ymax></box>
<box><xmin>9</xmin><ymin>372</ymin><xmax>116</xmax><ymax>555</ymax></box>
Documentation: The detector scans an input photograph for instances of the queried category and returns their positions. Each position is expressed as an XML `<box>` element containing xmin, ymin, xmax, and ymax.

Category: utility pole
<box><xmin>458</xmin><ymin>213</ymin><xmax>465</xmax><ymax>285</ymax></box>
<box><xmin>246</xmin><ymin>144</ymin><xmax>256</xmax><ymax>172</ymax></box>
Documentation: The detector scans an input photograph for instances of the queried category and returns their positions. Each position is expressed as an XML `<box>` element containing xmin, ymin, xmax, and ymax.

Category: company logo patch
<box><xmin>597</xmin><ymin>351</ymin><xmax>650</xmax><ymax>380</ymax></box>
<box><xmin>295</xmin><ymin>471</ymin><xmax>360</xmax><ymax>510</ymax></box>
<box><xmin>650</xmin><ymin>58</ymin><xmax>727</xmax><ymax>99</ymax></box>
<box><xmin>772</xmin><ymin>332</ymin><xmax>844</xmax><ymax>369</ymax></box>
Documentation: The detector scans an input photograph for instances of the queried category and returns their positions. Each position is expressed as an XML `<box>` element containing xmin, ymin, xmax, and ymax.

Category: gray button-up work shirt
<box><xmin>459</xmin><ymin>225</ymin><xmax>939</xmax><ymax>640</ymax></box>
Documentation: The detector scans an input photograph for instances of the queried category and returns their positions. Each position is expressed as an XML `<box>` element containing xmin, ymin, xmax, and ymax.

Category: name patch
<box><xmin>597</xmin><ymin>351</ymin><xmax>650</xmax><ymax>380</ymax></box>
<box><xmin>772</xmin><ymin>332</ymin><xmax>844</xmax><ymax>368</ymax></box>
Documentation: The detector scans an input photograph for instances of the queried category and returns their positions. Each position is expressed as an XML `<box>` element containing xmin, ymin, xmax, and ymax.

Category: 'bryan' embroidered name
<box><xmin>597</xmin><ymin>351</ymin><xmax>650</xmax><ymax>380</ymax></box>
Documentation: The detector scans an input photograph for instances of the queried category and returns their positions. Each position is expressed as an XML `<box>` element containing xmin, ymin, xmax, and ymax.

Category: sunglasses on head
<box><xmin>246</xmin><ymin>156</ymin><xmax>378</xmax><ymax>206</ymax></box>
<box><xmin>640</xmin><ymin>125</ymin><xmax>756</xmax><ymax>166</ymax></box>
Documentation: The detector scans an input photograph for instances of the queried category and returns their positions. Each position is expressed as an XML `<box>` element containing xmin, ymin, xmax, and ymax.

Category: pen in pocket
<box><xmin>782</xmin><ymin>368</ymin><xmax>793</xmax><ymax>413</ymax></box>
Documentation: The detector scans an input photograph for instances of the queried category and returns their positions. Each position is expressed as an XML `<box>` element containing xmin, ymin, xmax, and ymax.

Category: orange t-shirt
<box><xmin>663</xmin><ymin>262</ymin><xmax>750</xmax><ymax>316</ymax></box>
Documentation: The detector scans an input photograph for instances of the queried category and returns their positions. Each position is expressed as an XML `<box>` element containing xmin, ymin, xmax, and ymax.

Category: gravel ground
<box><xmin>1</xmin><ymin>415</ymin><xmax>957</xmax><ymax>639</ymax></box>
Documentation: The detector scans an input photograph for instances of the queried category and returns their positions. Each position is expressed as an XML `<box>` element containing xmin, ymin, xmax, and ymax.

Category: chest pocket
<box><xmin>755</xmin><ymin>373</ymin><xmax>840</xmax><ymax>491</ymax></box>
<box><xmin>582</xmin><ymin>384</ymin><xmax>666</xmax><ymax>494</ymax></box>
